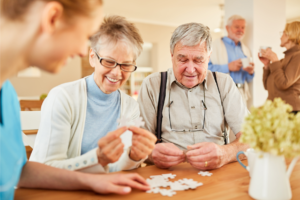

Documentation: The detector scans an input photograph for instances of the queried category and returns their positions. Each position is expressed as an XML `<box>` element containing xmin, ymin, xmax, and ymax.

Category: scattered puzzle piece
<box><xmin>162</xmin><ymin>173</ymin><xmax>176</xmax><ymax>179</ymax></box>
<box><xmin>145</xmin><ymin>174</ymin><xmax>203</xmax><ymax>196</ymax></box>
<box><xmin>146</xmin><ymin>187</ymin><xmax>160</xmax><ymax>193</ymax></box>
<box><xmin>159</xmin><ymin>189</ymin><xmax>176</xmax><ymax>197</ymax></box>
<box><xmin>198</xmin><ymin>171</ymin><xmax>213</xmax><ymax>176</ymax></box>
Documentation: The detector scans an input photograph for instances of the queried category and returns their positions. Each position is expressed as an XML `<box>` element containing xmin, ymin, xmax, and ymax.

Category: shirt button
<box><xmin>91</xmin><ymin>158</ymin><xmax>95</xmax><ymax>163</ymax></box>
<box><xmin>83</xmin><ymin>160</ymin><xmax>87</xmax><ymax>165</ymax></box>
<box><xmin>191</xmin><ymin>106</ymin><xmax>195</xmax><ymax>109</ymax></box>
<box><xmin>68</xmin><ymin>165</ymin><xmax>72</xmax><ymax>169</ymax></box>
<box><xmin>75</xmin><ymin>163</ymin><xmax>79</xmax><ymax>167</ymax></box>
<box><xmin>189</xmin><ymin>90</ymin><xmax>192</xmax><ymax>92</ymax></box>
<box><xmin>195</xmin><ymin>126</ymin><xmax>197</xmax><ymax>129</ymax></box>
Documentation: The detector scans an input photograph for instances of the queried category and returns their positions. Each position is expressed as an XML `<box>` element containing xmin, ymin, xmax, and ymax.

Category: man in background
<box><xmin>208</xmin><ymin>15</ymin><xmax>255</xmax><ymax>106</ymax></box>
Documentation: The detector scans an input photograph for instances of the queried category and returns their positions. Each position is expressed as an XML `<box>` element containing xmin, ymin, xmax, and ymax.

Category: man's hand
<box><xmin>86</xmin><ymin>173</ymin><xmax>151</xmax><ymax>195</ymax></box>
<box><xmin>243</xmin><ymin>62</ymin><xmax>255</xmax><ymax>75</ymax></box>
<box><xmin>186</xmin><ymin>142</ymin><xmax>227</xmax><ymax>170</ymax></box>
<box><xmin>228</xmin><ymin>59</ymin><xmax>243</xmax><ymax>71</ymax></box>
<box><xmin>151</xmin><ymin>143</ymin><xmax>186</xmax><ymax>169</ymax></box>
<box><xmin>128</xmin><ymin>126</ymin><xmax>157</xmax><ymax>161</ymax></box>
<box><xmin>96</xmin><ymin>127</ymin><xmax>127</xmax><ymax>167</ymax></box>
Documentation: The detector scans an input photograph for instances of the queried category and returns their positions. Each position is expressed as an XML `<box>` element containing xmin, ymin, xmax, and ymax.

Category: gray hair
<box><xmin>226</xmin><ymin>15</ymin><xmax>246</xmax><ymax>27</ymax></box>
<box><xmin>90</xmin><ymin>15</ymin><xmax>143</xmax><ymax>61</ymax></box>
<box><xmin>170</xmin><ymin>22</ymin><xmax>212</xmax><ymax>54</ymax></box>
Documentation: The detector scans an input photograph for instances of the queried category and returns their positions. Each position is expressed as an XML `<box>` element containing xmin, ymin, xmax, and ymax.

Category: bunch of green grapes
<box><xmin>240</xmin><ymin>98</ymin><xmax>300</xmax><ymax>158</ymax></box>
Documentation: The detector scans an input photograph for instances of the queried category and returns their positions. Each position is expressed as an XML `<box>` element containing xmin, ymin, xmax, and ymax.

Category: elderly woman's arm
<box><xmin>29</xmin><ymin>87</ymin><xmax>108</xmax><ymax>173</ymax></box>
<box><xmin>270</xmin><ymin>55</ymin><xmax>300</xmax><ymax>90</ymax></box>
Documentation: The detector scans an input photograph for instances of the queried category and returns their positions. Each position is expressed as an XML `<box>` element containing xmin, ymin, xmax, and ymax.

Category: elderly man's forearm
<box><xmin>222</xmin><ymin>132</ymin><xmax>249</xmax><ymax>164</ymax></box>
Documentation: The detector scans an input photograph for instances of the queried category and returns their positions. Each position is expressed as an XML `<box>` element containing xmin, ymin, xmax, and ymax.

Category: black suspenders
<box><xmin>156</xmin><ymin>71</ymin><xmax>228</xmax><ymax>145</ymax></box>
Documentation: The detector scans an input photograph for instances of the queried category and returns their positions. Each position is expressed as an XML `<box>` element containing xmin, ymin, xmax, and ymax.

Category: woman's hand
<box><xmin>96</xmin><ymin>127</ymin><xmax>127</xmax><ymax>167</ymax></box>
<box><xmin>258</xmin><ymin>53</ymin><xmax>270</xmax><ymax>69</ymax></box>
<box><xmin>85</xmin><ymin>173</ymin><xmax>150</xmax><ymax>195</ymax></box>
<box><xmin>128</xmin><ymin>126</ymin><xmax>157</xmax><ymax>161</ymax></box>
<box><xmin>260</xmin><ymin>48</ymin><xmax>279</xmax><ymax>63</ymax></box>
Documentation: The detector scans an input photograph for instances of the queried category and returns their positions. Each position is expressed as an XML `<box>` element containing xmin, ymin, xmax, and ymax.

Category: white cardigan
<box><xmin>30</xmin><ymin>78</ymin><xmax>144</xmax><ymax>173</ymax></box>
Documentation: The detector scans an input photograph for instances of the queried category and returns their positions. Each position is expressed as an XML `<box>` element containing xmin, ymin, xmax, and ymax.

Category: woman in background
<box><xmin>30</xmin><ymin>16</ymin><xmax>156</xmax><ymax>173</ymax></box>
<box><xmin>260</xmin><ymin>21</ymin><xmax>300</xmax><ymax>114</ymax></box>
<box><xmin>0</xmin><ymin>0</ymin><xmax>150</xmax><ymax>199</ymax></box>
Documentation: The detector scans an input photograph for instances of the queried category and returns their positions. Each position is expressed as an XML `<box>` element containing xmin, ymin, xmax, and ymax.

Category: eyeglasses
<box><xmin>168</xmin><ymin>82</ymin><xmax>207</xmax><ymax>132</ymax></box>
<box><xmin>93</xmin><ymin>49</ymin><xmax>137</xmax><ymax>72</ymax></box>
<box><xmin>279</xmin><ymin>31</ymin><xmax>286</xmax><ymax>37</ymax></box>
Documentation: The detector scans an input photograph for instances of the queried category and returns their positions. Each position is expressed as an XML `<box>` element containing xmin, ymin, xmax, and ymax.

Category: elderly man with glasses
<box><xmin>138</xmin><ymin>22</ymin><xmax>249</xmax><ymax>170</ymax></box>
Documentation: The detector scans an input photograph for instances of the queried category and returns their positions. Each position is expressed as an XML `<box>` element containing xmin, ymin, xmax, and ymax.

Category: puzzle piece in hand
<box><xmin>132</xmin><ymin>117</ymin><xmax>145</xmax><ymax>127</ymax></box>
<box><xmin>198</xmin><ymin>171</ymin><xmax>213</xmax><ymax>176</ymax></box>
<box><xmin>117</xmin><ymin>116</ymin><xmax>131</xmax><ymax>128</ymax></box>
<box><xmin>117</xmin><ymin>116</ymin><xmax>144</xmax><ymax>128</ymax></box>
<box><xmin>159</xmin><ymin>189</ymin><xmax>176</xmax><ymax>197</ymax></box>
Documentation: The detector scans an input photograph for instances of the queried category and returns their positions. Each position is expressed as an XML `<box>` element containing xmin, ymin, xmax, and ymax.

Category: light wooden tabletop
<box><xmin>15</xmin><ymin>159</ymin><xmax>300</xmax><ymax>200</ymax></box>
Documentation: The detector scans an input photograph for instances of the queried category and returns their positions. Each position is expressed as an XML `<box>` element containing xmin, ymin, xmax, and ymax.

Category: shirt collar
<box><xmin>169</xmin><ymin>68</ymin><xmax>208</xmax><ymax>90</ymax></box>
<box><xmin>283</xmin><ymin>45</ymin><xmax>300</xmax><ymax>55</ymax></box>
<box><xmin>223</xmin><ymin>36</ymin><xmax>241</xmax><ymax>47</ymax></box>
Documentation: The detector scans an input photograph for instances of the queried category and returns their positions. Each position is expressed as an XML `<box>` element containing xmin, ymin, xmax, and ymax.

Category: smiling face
<box><xmin>171</xmin><ymin>42</ymin><xmax>211</xmax><ymax>88</ymax></box>
<box><xmin>226</xmin><ymin>19</ymin><xmax>246</xmax><ymax>43</ymax></box>
<box><xmin>89</xmin><ymin>42</ymin><xmax>134</xmax><ymax>94</ymax></box>
<box><xmin>28</xmin><ymin>6</ymin><xmax>103</xmax><ymax>73</ymax></box>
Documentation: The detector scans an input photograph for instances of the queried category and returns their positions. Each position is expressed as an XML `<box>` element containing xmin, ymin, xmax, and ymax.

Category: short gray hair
<box><xmin>90</xmin><ymin>15</ymin><xmax>143</xmax><ymax>61</ymax></box>
<box><xmin>226</xmin><ymin>15</ymin><xmax>246</xmax><ymax>27</ymax></box>
<box><xmin>170</xmin><ymin>22</ymin><xmax>212</xmax><ymax>54</ymax></box>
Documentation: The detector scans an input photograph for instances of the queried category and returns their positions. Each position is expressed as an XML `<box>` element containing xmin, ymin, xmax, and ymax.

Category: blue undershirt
<box><xmin>81</xmin><ymin>74</ymin><xmax>121</xmax><ymax>155</ymax></box>
<box><xmin>0</xmin><ymin>81</ymin><xmax>27</xmax><ymax>200</ymax></box>
<box><xmin>208</xmin><ymin>36</ymin><xmax>254</xmax><ymax>84</ymax></box>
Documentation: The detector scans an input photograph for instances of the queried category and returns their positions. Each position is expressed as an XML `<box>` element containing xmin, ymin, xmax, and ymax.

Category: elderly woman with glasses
<box><xmin>30</xmin><ymin>16</ymin><xmax>156</xmax><ymax>173</ymax></box>
<box><xmin>260</xmin><ymin>21</ymin><xmax>300</xmax><ymax>114</ymax></box>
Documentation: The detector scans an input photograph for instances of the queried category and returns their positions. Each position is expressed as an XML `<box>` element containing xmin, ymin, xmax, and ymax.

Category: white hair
<box><xmin>227</xmin><ymin>15</ymin><xmax>246</xmax><ymax>27</ymax></box>
<box><xmin>170</xmin><ymin>22</ymin><xmax>212</xmax><ymax>54</ymax></box>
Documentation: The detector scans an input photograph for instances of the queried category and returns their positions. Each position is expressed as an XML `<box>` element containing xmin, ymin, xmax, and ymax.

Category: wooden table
<box><xmin>15</xmin><ymin>159</ymin><xmax>300</xmax><ymax>200</ymax></box>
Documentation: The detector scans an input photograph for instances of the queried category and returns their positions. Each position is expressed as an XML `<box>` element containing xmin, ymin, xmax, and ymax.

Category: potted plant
<box><xmin>240</xmin><ymin>98</ymin><xmax>300</xmax><ymax>200</ymax></box>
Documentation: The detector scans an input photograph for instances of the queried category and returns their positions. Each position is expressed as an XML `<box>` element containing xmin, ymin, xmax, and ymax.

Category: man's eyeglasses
<box><xmin>93</xmin><ymin>49</ymin><xmax>137</xmax><ymax>72</ymax></box>
<box><xmin>168</xmin><ymin>82</ymin><xmax>207</xmax><ymax>132</ymax></box>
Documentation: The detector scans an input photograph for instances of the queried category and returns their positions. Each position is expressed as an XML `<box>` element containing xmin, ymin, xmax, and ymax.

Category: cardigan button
<box><xmin>83</xmin><ymin>160</ymin><xmax>87</xmax><ymax>165</ymax></box>
<box><xmin>75</xmin><ymin>163</ymin><xmax>79</xmax><ymax>167</ymax></box>
<box><xmin>68</xmin><ymin>165</ymin><xmax>72</xmax><ymax>169</ymax></box>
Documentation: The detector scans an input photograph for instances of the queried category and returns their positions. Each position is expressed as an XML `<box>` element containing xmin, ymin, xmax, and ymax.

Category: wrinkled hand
<box><xmin>86</xmin><ymin>173</ymin><xmax>150</xmax><ymax>195</ymax></box>
<box><xmin>228</xmin><ymin>59</ymin><xmax>243</xmax><ymax>71</ymax></box>
<box><xmin>243</xmin><ymin>62</ymin><xmax>255</xmax><ymax>75</ymax></box>
<box><xmin>96</xmin><ymin>127</ymin><xmax>126</xmax><ymax>167</ymax></box>
<box><xmin>260</xmin><ymin>48</ymin><xmax>279</xmax><ymax>62</ymax></box>
<box><xmin>128</xmin><ymin>126</ymin><xmax>156</xmax><ymax>161</ymax></box>
<box><xmin>186</xmin><ymin>142</ymin><xmax>227</xmax><ymax>170</ymax></box>
<box><xmin>258</xmin><ymin>53</ymin><xmax>271</xmax><ymax>69</ymax></box>
<box><xmin>151</xmin><ymin>143</ymin><xmax>186</xmax><ymax>169</ymax></box>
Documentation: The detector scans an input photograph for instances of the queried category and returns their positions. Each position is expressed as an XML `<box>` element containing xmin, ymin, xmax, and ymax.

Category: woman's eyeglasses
<box><xmin>93</xmin><ymin>49</ymin><xmax>137</xmax><ymax>72</ymax></box>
